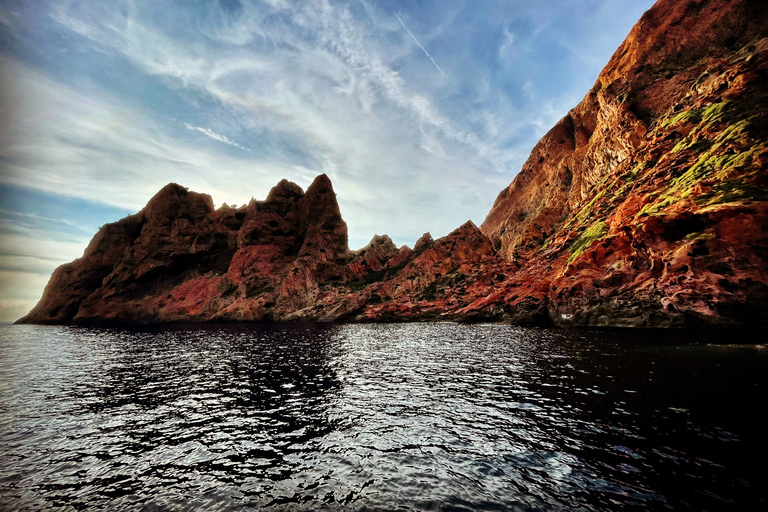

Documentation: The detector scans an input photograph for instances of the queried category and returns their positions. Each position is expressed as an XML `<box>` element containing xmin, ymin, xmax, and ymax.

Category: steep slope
<box><xmin>482</xmin><ymin>0</ymin><xmax>768</xmax><ymax>258</ymax></box>
<box><xmin>480</xmin><ymin>0</ymin><xmax>768</xmax><ymax>326</ymax></box>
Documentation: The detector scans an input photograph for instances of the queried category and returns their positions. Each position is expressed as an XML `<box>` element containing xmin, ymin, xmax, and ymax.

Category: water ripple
<box><xmin>1</xmin><ymin>323</ymin><xmax>767</xmax><ymax>510</ymax></box>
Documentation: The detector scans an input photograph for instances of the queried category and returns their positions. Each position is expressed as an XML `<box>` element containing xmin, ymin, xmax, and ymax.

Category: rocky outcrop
<box><xmin>478</xmin><ymin>0</ymin><xmax>768</xmax><ymax>326</ymax></box>
<box><xmin>18</xmin><ymin>175</ymin><xmax>352</xmax><ymax>323</ymax></box>
<box><xmin>482</xmin><ymin>0</ymin><xmax>768</xmax><ymax>260</ymax></box>
<box><xmin>17</xmin><ymin>174</ymin><xmax>510</xmax><ymax>324</ymax></box>
<box><xmin>17</xmin><ymin>0</ymin><xmax>768</xmax><ymax>327</ymax></box>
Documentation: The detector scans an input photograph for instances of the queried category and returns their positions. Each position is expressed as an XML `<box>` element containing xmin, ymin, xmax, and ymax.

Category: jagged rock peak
<box><xmin>144</xmin><ymin>182</ymin><xmax>214</xmax><ymax>222</ymax></box>
<box><xmin>453</xmin><ymin>220</ymin><xmax>482</xmax><ymax>235</ymax></box>
<box><xmin>351</xmin><ymin>234</ymin><xmax>399</xmax><ymax>265</ymax></box>
<box><xmin>266</xmin><ymin>179</ymin><xmax>304</xmax><ymax>202</ymax></box>
<box><xmin>303</xmin><ymin>173</ymin><xmax>335</xmax><ymax>200</ymax></box>
<box><xmin>413</xmin><ymin>232</ymin><xmax>434</xmax><ymax>252</ymax></box>
<box><xmin>357</xmin><ymin>234</ymin><xmax>397</xmax><ymax>254</ymax></box>
<box><xmin>299</xmin><ymin>174</ymin><xmax>344</xmax><ymax>227</ymax></box>
<box><xmin>293</xmin><ymin>174</ymin><xmax>350</xmax><ymax>260</ymax></box>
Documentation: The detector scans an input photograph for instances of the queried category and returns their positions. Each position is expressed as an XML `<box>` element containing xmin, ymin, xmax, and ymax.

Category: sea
<box><xmin>0</xmin><ymin>322</ymin><xmax>766</xmax><ymax>511</ymax></box>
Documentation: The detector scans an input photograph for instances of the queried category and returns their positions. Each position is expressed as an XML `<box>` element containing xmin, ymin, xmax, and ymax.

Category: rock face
<box><xmin>17</xmin><ymin>174</ymin><xmax>505</xmax><ymax>324</ymax></box>
<box><xmin>17</xmin><ymin>0</ymin><xmax>768</xmax><ymax>327</ymax></box>
<box><xmin>479</xmin><ymin>0</ymin><xmax>768</xmax><ymax>326</ymax></box>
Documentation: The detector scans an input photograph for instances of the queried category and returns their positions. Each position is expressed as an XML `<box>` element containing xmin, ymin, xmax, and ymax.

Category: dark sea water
<box><xmin>0</xmin><ymin>323</ymin><xmax>766</xmax><ymax>511</ymax></box>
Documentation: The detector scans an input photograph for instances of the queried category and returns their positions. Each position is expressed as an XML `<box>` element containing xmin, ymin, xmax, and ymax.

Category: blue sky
<box><xmin>0</xmin><ymin>0</ymin><xmax>654</xmax><ymax>321</ymax></box>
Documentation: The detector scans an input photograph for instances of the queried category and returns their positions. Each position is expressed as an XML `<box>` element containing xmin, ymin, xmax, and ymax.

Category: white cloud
<box><xmin>0</xmin><ymin>233</ymin><xmax>91</xmax><ymax>267</ymax></box>
<box><xmin>499</xmin><ymin>25</ymin><xmax>516</xmax><ymax>61</ymax></box>
<box><xmin>43</xmin><ymin>0</ymin><xmax>522</xmax><ymax>215</ymax></box>
<box><xmin>0</xmin><ymin>209</ymin><xmax>89</xmax><ymax>234</ymax></box>
<box><xmin>0</xmin><ymin>56</ymin><xmax>306</xmax><ymax>211</ymax></box>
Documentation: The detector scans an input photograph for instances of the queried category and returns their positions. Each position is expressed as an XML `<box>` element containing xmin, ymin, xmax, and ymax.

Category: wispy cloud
<box><xmin>183</xmin><ymin>123</ymin><xmax>250</xmax><ymax>151</ymax></box>
<box><xmin>499</xmin><ymin>25</ymin><xmax>516</xmax><ymax>62</ymax></box>
<box><xmin>41</xmin><ymin>0</ymin><xmax>519</xmax><ymax>232</ymax></box>
<box><xmin>0</xmin><ymin>56</ymin><xmax>307</xmax><ymax>211</ymax></box>
<box><xmin>394</xmin><ymin>12</ymin><xmax>448</xmax><ymax>79</ymax></box>
<box><xmin>1</xmin><ymin>0</ymin><xmax>647</xmax><ymax>251</ymax></box>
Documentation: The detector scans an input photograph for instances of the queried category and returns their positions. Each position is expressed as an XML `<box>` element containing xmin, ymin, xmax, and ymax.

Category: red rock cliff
<box><xmin>483</xmin><ymin>0</ymin><xmax>768</xmax><ymax>259</ymax></box>
<box><xmin>479</xmin><ymin>0</ymin><xmax>768</xmax><ymax>326</ymax></box>
<box><xmin>17</xmin><ymin>0</ymin><xmax>768</xmax><ymax>327</ymax></box>
<box><xmin>17</xmin><ymin>173</ymin><xmax>502</xmax><ymax>324</ymax></box>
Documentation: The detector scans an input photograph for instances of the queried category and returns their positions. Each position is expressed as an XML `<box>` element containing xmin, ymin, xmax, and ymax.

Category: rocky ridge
<box><xmin>17</xmin><ymin>0</ymin><xmax>768</xmax><ymax>327</ymax></box>
<box><xmin>18</xmin><ymin>173</ymin><xmax>507</xmax><ymax>324</ymax></box>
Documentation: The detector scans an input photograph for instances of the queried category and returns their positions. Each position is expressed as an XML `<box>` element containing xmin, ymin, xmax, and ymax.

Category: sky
<box><xmin>0</xmin><ymin>0</ymin><xmax>655</xmax><ymax>322</ymax></box>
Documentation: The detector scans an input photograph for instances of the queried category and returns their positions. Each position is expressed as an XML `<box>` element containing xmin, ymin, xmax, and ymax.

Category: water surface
<box><xmin>1</xmin><ymin>323</ymin><xmax>766</xmax><ymax>510</ymax></box>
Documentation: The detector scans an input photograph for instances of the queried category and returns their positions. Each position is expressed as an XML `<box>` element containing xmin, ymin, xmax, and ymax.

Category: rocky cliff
<box><xmin>480</xmin><ymin>0</ymin><xmax>768</xmax><ymax>326</ymax></box>
<box><xmin>17</xmin><ymin>174</ymin><xmax>506</xmax><ymax>324</ymax></box>
<box><xmin>17</xmin><ymin>0</ymin><xmax>768</xmax><ymax>327</ymax></box>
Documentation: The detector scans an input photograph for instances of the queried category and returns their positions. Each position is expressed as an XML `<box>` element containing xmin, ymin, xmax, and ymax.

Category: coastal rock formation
<box><xmin>482</xmin><ymin>0</ymin><xmax>768</xmax><ymax>259</ymax></box>
<box><xmin>18</xmin><ymin>172</ymin><xmax>509</xmax><ymax>324</ymax></box>
<box><xmin>17</xmin><ymin>0</ymin><xmax>768</xmax><ymax>327</ymax></box>
<box><xmin>20</xmin><ymin>176</ymin><xmax>348</xmax><ymax>323</ymax></box>
<box><xmin>478</xmin><ymin>0</ymin><xmax>768</xmax><ymax>326</ymax></box>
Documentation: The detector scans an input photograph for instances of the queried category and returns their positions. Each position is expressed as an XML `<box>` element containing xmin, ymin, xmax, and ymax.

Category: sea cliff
<box><xmin>18</xmin><ymin>0</ymin><xmax>768</xmax><ymax>327</ymax></box>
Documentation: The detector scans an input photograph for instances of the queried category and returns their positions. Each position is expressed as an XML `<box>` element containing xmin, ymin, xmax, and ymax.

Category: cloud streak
<box><xmin>394</xmin><ymin>12</ymin><xmax>448</xmax><ymax>79</ymax></box>
<box><xmin>183</xmin><ymin>123</ymin><xmax>250</xmax><ymax>151</ymax></box>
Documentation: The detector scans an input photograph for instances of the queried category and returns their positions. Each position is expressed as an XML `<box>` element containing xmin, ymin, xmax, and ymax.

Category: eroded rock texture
<box><xmin>18</xmin><ymin>0</ymin><xmax>768</xmax><ymax>327</ymax></box>
<box><xmin>479</xmin><ymin>0</ymin><xmax>768</xmax><ymax>326</ymax></box>
<box><xmin>17</xmin><ymin>174</ymin><xmax>500</xmax><ymax>324</ymax></box>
